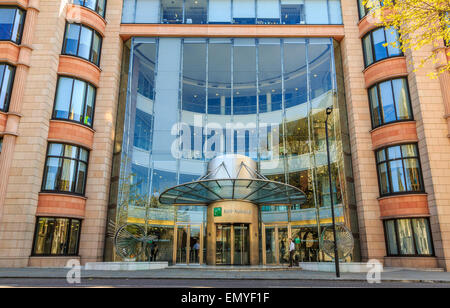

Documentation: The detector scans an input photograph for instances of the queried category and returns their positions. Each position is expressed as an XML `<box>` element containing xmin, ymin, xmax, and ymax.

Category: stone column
<box><xmin>338</xmin><ymin>0</ymin><xmax>386</xmax><ymax>262</ymax></box>
<box><xmin>78</xmin><ymin>0</ymin><xmax>125</xmax><ymax>264</ymax></box>
<box><xmin>0</xmin><ymin>3</ymin><xmax>38</xmax><ymax>223</ymax></box>
<box><xmin>405</xmin><ymin>41</ymin><xmax>450</xmax><ymax>271</ymax></box>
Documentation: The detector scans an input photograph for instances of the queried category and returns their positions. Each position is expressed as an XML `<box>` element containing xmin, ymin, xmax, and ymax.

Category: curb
<box><xmin>0</xmin><ymin>275</ymin><xmax>449</xmax><ymax>284</ymax></box>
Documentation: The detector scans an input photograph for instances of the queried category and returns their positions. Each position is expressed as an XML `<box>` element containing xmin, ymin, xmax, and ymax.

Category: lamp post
<box><xmin>325</xmin><ymin>106</ymin><xmax>340</xmax><ymax>278</ymax></box>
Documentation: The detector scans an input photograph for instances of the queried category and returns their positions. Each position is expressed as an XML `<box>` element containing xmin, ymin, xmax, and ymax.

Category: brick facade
<box><xmin>0</xmin><ymin>0</ymin><xmax>448</xmax><ymax>270</ymax></box>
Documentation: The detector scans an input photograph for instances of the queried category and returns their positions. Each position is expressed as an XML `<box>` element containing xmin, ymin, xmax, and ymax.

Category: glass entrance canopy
<box><xmin>159</xmin><ymin>178</ymin><xmax>307</xmax><ymax>205</ymax></box>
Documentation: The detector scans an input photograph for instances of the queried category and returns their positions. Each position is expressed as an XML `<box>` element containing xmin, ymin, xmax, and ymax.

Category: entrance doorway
<box><xmin>173</xmin><ymin>224</ymin><xmax>203</xmax><ymax>264</ymax></box>
<box><xmin>262</xmin><ymin>224</ymin><xmax>290</xmax><ymax>265</ymax></box>
<box><xmin>216</xmin><ymin>224</ymin><xmax>250</xmax><ymax>265</ymax></box>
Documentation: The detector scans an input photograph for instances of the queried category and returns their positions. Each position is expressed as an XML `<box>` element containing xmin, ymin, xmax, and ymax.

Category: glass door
<box><xmin>190</xmin><ymin>225</ymin><xmax>201</xmax><ymax>264</ymax></box>
<box><xmin>234</xmin><ymin>224</ymin><xmax>250</xmax><ymax>265</ymax></box>
<box><xmin>216</xmin><ymin>224</ymin><xmax>231</xmax><ymax>264</ymax></box>
<box><xmin>263</xmin><ymin>224</ymin><xmax>290</xmax><ymax>265</ymax></box>
<box><xmin>278</xmin><ymin>226</ymin><xmax>289</xmax><ymax>264</ymax></box>
<box><xmin>265</xmin><ymin>226</ymin><xmax>276</xmax><ymax>264</ymax></box>
<box><xmin>174</xmin><ymin>224</ymin><xmax>202</xmax><ymax>264</ymax></box>
<box><xmin>176</xmin><ymin>225</ymin><xmax>188</xmax><ymax>263</ymax></box>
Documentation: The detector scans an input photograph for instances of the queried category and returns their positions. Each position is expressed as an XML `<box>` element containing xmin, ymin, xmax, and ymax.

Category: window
<box><xmin>32</xmin><ymin>217</ymin><xmax>81</xmax><ymax>256</ymax></box>
<box><xmin>0</xmin><ymin>137</ymin><xmax>3</xmax><ymax>153</ymax></box>
<box><xmin>362</xmin><ymin>27</ymin><xmax>402</xmax><ymax>67</ymax></box>
<box><xmin>0</xmin><ymin>6</ymin><xmax>25</xmax><ymax>43</ymax></box>
<box><xmin>358</xmin><ymin>0</ymin><xmax>386</xmax><ymax>19</ymax></box>
<box><xmin>376</xmin><ymin>144</ymin><xmax>424</xmax><ymax>196</ymax></box>
<box><xmin>369</xmin><ymin>78</ymin><xmax>413</xmax><ymax>128</ymax></box>
<box><xmin>72</xmin><ymin>0</ymin><xmax>107</xmax><ymax>18</ymax></box>
<box><xmin>134</xmin><ymin>109</ymin><xmax>153</xmax><ymax>151</ymax></box>
<box><xmin>121</xmin><ymin>0</ymin><xmax>342</xmax><ymax>25</ymax></box>
<box><xmin>42</xmin><ymin>143</ymin><xmax>89</xmax><ymax>195</ymax></box>
<box><xmin>62</xmin><ymin>23</ymin><xmax>102</xmax><ymax>66</ymax></box>
<box><xmin>53</xmin><ymin>76</ymin><xmax>96</xmax><ymax>127</ymax></box>
<box><xmin>0</xmin><ymin>63</ymin><xmax>15</xmax><ymax>112</ymax></box>
<box><xmin>384</xmin><ymin>218</ymin><xmax>434</xmax><ymax>256</ymax></box>
<box><xmin>281</xmin><ymin>0</ymin><xmax>305</xmax><ymax>25</ymax></box>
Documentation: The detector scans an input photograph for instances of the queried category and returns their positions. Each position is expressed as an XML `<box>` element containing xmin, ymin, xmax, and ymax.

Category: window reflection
<box><xmin>185</xmin><ymin>0</ymin><xmax>207</xmax><ymax>24</ymax></box>
<box><xmin>62</xmin><ymin>23</ymin><xmax>102</xmax><ymax>66</ymax></box>
<box><xmin>53</xmin><ymin>76</ymin><xmax>97</xmax><ymax>127</ymax></box>
<box><xmin>122</xmin><ymin>0</ymin><xmax>342</xmax><ymax>24</ymax></box>
<box><xmin>0</xmin><ymin>7</ymin><xmax>25</xmax><ymax>43</ymax></box>
<box><xmin>281</xmin><ymin>0</ymin><xmax>305</xmax><ymax>25</ymax></box>
<box><xmin>362</xmin><ymin>27</ymin><xmax>402</xmax><ymax>67</ymax></box>
<box><xmin>72</xmin><ymin>0</ymin><xmax>107</xmax><ymax>17</ymax></box>
<box><xmin>161</xmin><ymin>0</ymin><xmax>183</xmax><ymax>23</ymax></box>
<box><xmin>42</xmin><ymin>143</ymin><xmax>89</xmax><ymax>195</ymax></box>
<box><xmin>376</xmin><ymin>144</ymin><xmax>424</xmax><ymax>196</ymax></box>
<box><xmin>33</xmin><ymin>217</ymin><xmax>81</xmax><ymax>256</ymax></box>
<box><xmin>0</xmin><ymin>63</ymin><xmax>15</xmax><ymax>112</ymax></box>
<box><xmin>384</xmin><ymin>218</ymin><xmax>434</xmax><ymax>256</ymax></box>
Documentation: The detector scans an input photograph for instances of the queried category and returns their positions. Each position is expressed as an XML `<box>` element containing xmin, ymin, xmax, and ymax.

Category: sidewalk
<box><xmin>0</xmin><ymin>267</ymin><xmax>449</xmax><ymax>283</ymax></box>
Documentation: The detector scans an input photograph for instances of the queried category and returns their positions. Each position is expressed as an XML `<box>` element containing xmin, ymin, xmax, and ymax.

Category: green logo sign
<box><xmin>214</xmin><ymin>207</ymin><xmax>222</xmax><ymax>217</ymax></box>
<box><xmin>295</xmin><ymin>238</ymin><xmax>301</xmax><ymax>244</ymax></box>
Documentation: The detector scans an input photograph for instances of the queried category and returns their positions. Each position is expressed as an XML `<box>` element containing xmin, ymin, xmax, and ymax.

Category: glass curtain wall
<box><xmin>122</xmin><ymin>0</ymin><xmax>342</xmax><ymax>24</ymax></box>
<box><xmin>106</xmin><ymin>37</ymin><xmax>358</xmax><ymax>263</ymax></box>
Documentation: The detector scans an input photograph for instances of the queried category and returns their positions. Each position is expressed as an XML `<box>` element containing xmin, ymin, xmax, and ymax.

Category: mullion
<box><xmin>376</xmin><ymin>83</ymin><xmax>386</xmax><ymax>126</ymax></box>
<box><xmin>75</xmin><ymin>24</ymin><xmax>82</xmax><ymax>57</ymax></box>
<box><xmin>410</xmin><ymin>218</ymin><xmax>421</xmax><ymax>255</ymax></box>
<box><xmin>89</xmin><ymin>27</ymin><xmax>95</xmax><ymax>63</ymax></box>
<box><xmin>55</xmin><ymin>144</ymin><xmax>66</xmax><ymax>191</ymax></box>
<box><xmin>82</xmin><ymin>82</ymin><xmax>89</xmax><ymax>124</ymax></box>
<box><xmin>388</xmin><ymin>81</ymin><xmax>399</xmax><ymax>124</ymax></box>
<box><xmin>399</xmin><ymin>145</ymin><xmax>409</xmax><ymax>192</ymax></box>
<box><xmin>370</xmin><ymin>31</ymin><xmax>376</xmax><ymax>64</ymax></box>
<box><xmin>68</xmin><ymin>78</ymin><xmax>76</xmax><ymax>122</ymax></box>
<box><xmin>385</xmin><ymin>150</ymin><xmax>393</xmax><ymax>194</ymax></box>
<box><xmin>64</xmin><ymin>218</ymin><xmax>72</xmax><ymax>255</ymax></box>
<box><xmin>383</xmin><ymin>28</ymin><xmax>389</xmax><ymax>57</ymax></box>
<box><xmin>71</xmin><ymin>147</ymin><xmax>80</xmax><ymax>192</ymax></box>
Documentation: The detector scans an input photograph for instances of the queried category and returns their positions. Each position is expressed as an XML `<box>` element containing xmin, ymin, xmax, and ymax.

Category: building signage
<box><xmin>214</xmin><ymin>207</ymin><xmax>222</xmax><ymax>217</ymax></box>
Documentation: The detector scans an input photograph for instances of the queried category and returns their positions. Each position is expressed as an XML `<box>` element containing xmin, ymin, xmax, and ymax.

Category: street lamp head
<box><xmin>326</xmin><ymin>107</ymin><xmax>333</xmax><ymax>115</ymax></box>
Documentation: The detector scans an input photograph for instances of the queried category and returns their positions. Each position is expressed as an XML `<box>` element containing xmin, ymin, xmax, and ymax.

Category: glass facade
<box><xmin>362</xmin><ymin>27</ymin><xmax>402</xmax><ymax>67</ymax></box>
<box><xmin>368</xmin><ymin>78</ymin><xmax>413</xmax><ymax>128</ymax></box>
<box><xmin>376</xmin><ymin>143</ymin><xmax>424</xmax><ymax>196</ymax></box>
<box><xmin>42</xmin><ymin>143</ymin><xmax>90</xmax><ymax>195</ymax></box>
<box><xmin>384</xmin><ymin>218</ymin><xmax>434</xmax><ymax>256</ymax></box>
<box><xmin>72</xmin><ymin>0</ymin><xmax>107</xmax><ymax>18</ymax></box>
<box><xmin>105</xmin><ymin>37</ymin><xmax>359</xmax><ymax>263</ymax></box>
<box><xmin>62</xmin><ymin>23</ymin><xmax>102</xmax><ymax>66</ymax></box>
<box><xmin>0</xmin><ymin>6</ymin><xmax>25</xmax><ymax>44</ymax></box>
<box><xmin>32</xmin><ymin>217</ymin><xmax>81</xmax><ymax>256</ymax></box>
<box><xmin>53</xmin><ymin>76</ymin><xmax>96</xmax><ymax>127</ymax></box>
<box><xmin>0</xmin><ymin>63</ymin><xmax>15</xmax><ymax>112</ymax></box>
<box><xmin>122</xmin><ymin>0</ymin><xmax>342</xmax><ymax>24</ymax></box>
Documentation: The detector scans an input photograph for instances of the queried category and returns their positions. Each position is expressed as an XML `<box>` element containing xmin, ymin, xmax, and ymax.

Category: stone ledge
<box><xmin>299</xmin><ymin>262</ymin><xmax>376</xmax><ymax>273</ymax></box>
<box><xmin>84</xmin><ymin>262</ymin><xmax>169</xmax><ymax>271</ymax></box>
